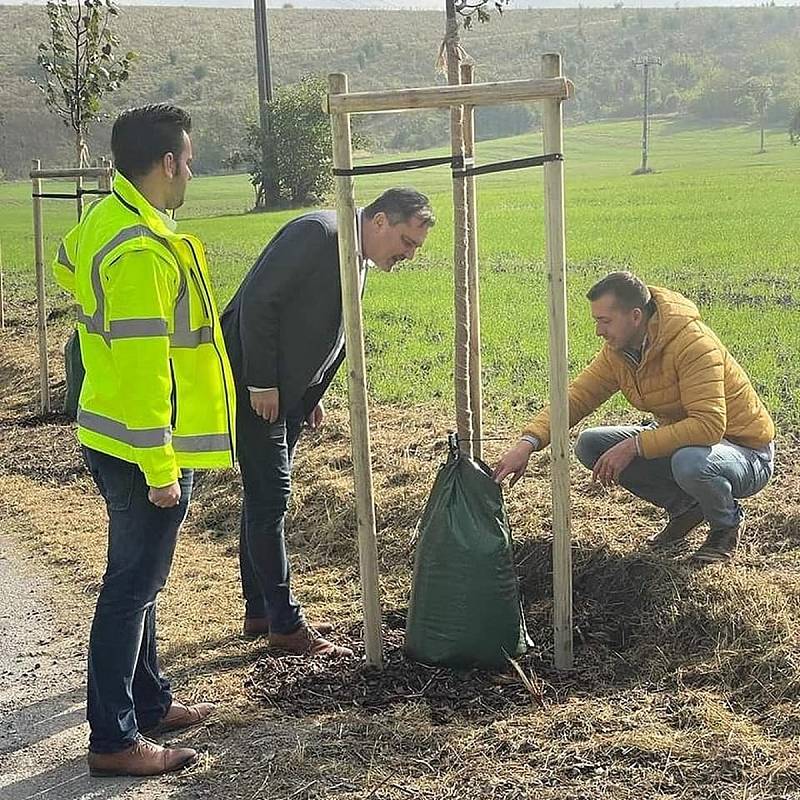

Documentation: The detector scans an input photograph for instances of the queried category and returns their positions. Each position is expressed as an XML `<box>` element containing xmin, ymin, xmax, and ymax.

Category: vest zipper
<box><xmin>183</xmin><ymin>238</ymin><xmax>235</xmax><ymax>461</ymax></box>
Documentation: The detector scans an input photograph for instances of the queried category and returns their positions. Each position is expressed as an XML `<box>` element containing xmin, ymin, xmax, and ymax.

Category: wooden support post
<box><xmin>31</xmin><ymin>159</ymin><xmax>50</xmax><ymax>415</ymax></box>
<box><xmin>541</xmin><ymin>54</ymin><xmax>573</xmax><ymax>670</ymax></box>
<box><xmin>461</xmin><ymin>61</ymin><xmax>483</xmax><ymax>461</ymax></box>
<box><xmin>0</xmin><ymin>237</ymin><xmax>5</xmax><ymax>330</ymax></box>
<box><xmin>98</xmin><ymin>158</ymin><xmax>112</xmax><ymax>192</ymax></box>
<box><xmin>326</xmin><ymin>77</ymin><xmax>572</xmax><ymax>115</ymax></box>
<box><xmin>328</xmin><ymin>73</ymin><xmax>384</xmax><ymax>668</ymax></box>
<box><xmin>445</xmin><ymin>7</ymin><xmax>473</xmax><ymax>457</ymax></box>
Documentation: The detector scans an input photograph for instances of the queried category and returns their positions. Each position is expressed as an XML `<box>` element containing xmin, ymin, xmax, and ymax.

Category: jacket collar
<box><xmin>112</xmin><ymin>172</ymin><xmax>178</xmax><ymax>238</ymax></box>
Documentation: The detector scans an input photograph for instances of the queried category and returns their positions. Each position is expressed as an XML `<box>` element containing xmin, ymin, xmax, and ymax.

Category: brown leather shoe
<box><xmin>243</xmin><ymin>616</ymin><xmax>334</xmax><ymax>638</ymax></box>
<box><xmin>647</xmin><ymin>505</ymin><xmax>705</xmax><ymax>549</ymax></box>
<box><xmin>88</xmin><ymin>735</ymin><xmax>197</xmax><ymax>777</ymax></box>
<box><xmin>142</xmin><ymin>701</ymin><xmax>215</xmax><ymax>735</ymax></box>
<box><xmin>269</xmin><ymin>623</ymin><xmax>353</xmax><ymax>658</ymax></box>
<box><xmin>691</xmin><ymin>524</ymin><xmax>741</xmax><ymax>564</ymax></box>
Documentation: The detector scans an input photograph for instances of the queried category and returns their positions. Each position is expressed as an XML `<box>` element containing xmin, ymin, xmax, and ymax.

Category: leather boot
<box><xmin>269</xmin><ymin>623</ymin><xmax>353</xmax><ymax>658</ymax></box>
<box><xmin>88</xmin><ymin>736</ymin><xmax>196</xmax><ymax>777</ymax></box>
<box><xmin>647</xmin><ymin>505</ymin><xmax>704</xmax><ymax>549</ymax></box>
<box><xmin>141</xmin><ymin>700</ymin><xmax>215</xmax><ymax>735</ymax></box>
<box><xmin>243</xmin><ymin>616</ymin><xmax>334</xmax><ymax>638</ymax></box>
<box><xmin>691</xmin><ymin>524</ymin><xmax>741</xmax><ymax>563</ymax></box>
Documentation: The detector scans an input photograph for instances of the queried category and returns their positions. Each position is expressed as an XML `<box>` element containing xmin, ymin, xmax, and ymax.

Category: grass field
<box><xmin>2</xmin><ymin>117</ymin><xmax>798</xmax><ymax>425</ymax></box>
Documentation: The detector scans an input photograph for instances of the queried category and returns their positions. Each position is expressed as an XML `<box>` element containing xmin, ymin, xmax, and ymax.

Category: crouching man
<box><xmin>493</xmin><ymin>271</ymin><xmax>775</xmax><ymax>563</ymax></box>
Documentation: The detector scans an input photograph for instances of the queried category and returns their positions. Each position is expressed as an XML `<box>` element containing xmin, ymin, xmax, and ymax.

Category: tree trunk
<box><xmin>75</xmin><ymin>128</ymin><xmax>89</xmax><ymax>220</ymax></box>
<box><xmin>445</xmin><ymin>0</ymin><xmax>473</xmax><ymax>456</ymax></box>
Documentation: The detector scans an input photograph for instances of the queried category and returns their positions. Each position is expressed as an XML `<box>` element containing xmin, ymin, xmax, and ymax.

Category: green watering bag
<box><xmin>405</xmin><ymin>443</ymin><xmax>529</xmax><ymax>669</ymax></box>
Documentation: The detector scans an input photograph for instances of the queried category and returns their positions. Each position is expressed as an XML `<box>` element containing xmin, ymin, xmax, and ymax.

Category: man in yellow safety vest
<box><xmin>53</xmin><ymin>104</ymin><xmax>236</xmax><ymax>777</ymax></box>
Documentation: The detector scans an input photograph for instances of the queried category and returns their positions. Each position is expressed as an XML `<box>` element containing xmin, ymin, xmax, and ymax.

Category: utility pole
<box><xmin>253</xmin><ymin>0</ymin><xmax>278</xmax><ymax>207</ymax></box>
<box><xmin>633</xmin><ymin>55</ymin><xmax>661</xmax><ymax>174</ymax></box>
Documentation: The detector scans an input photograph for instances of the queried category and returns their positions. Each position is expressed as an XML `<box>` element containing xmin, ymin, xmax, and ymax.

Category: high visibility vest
<box><xmin>53</xmin><ymin>173</ymin><xmax>236</xmax><ymax>487</ymax></box>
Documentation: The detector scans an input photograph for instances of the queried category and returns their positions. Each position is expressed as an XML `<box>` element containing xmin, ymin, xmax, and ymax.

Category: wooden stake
<box><xmin>0</xmin><ymin>238</ymin><xmax>5</xmax><ymax>330</ymax></box>
<box><xmin>31</xmin><ymin>159</ymin><xmax>50</xmax><ymax>415</ymax></box>
<box><xmin>461</xmin><ymin>62</ymin><xmax>483</xmax><ymax>461</ymax></box>
<box><xmin>328</xmin><ymin>73</ymin><xmax>384</xmax><ymax>668</ymax></box>
<box><xmin>445</xmin><ymin>3</ymin><xmax>472</xmax><ymax>457</ymax></box>
<box><xmin>326</xmin><ymin>77</ymin><xmax>572</xmax><ymax>115</ymax></box>
<box><xmin>541</xmin><ymin>54</ymin><xmax>573</xmax><ymax>670</ymax></box>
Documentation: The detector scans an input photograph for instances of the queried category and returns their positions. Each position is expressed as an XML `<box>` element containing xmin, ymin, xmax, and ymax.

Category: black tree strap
<box><xmin>32</xmin><ymin>189</ymin><xmax>111</xmax><ymax>200</ymax></box>
<box><xmin>452</xmin><ymin>152</ymin><xmax>564</xmax><ymax>177</ymax></box>
<box><xmin>333</xmin><ymin>154</ymin><xmax>472</xmax><ymax>176</ymax></box>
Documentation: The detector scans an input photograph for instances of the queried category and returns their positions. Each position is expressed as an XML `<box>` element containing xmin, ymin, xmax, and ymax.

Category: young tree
<box><xmin>789</xmin><ymin>105</ymin><xmax>800</xmax><ymax>146</ymax></box>
<box><xmin>740</xmin><ymin>77</ymin><xmax>773</xmax><ymax>153</ymax></box>
<box><xmin>34</xmin><ymin>0</ymin><xmax>136</xmax><ymax>169</ymax></box>
<box><xmin>227</xmin><ymin>76</ymin><xmax>344</xmax><ymax>209</ymax></box>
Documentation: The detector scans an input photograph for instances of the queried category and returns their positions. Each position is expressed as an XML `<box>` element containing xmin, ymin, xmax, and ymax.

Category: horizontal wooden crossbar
<box><xmin>327</xmin><ymin>77</ymin><xmax>573</xmax><ymax>115</ymax></box>
<box><xmin>30</xmin><ymin>167</ymin><xmax>113</xmax><ymax>179</ymax></box>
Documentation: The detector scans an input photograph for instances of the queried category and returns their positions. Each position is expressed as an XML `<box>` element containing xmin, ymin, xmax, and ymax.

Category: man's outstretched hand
<box><xmin>493</xmin><ymin>440</ymin><xmax>536</xmax><ymax>487</ymax></box>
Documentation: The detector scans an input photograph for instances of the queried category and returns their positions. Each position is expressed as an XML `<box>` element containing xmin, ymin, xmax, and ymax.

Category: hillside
<box><xmin>1</xmin><ymin>3</ymin><xmax>799</xmax><ymax>177</ymax></box>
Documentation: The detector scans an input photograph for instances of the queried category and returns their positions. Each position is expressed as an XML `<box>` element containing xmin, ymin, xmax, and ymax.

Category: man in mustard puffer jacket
<box><xmin>493</xmin><ymin>271</ymin><xmax>775</xmax><ymax>563</ymax></box>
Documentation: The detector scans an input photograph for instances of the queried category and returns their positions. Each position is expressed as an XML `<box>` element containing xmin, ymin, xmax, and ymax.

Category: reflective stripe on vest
<box><xmin>78</xmin><ymin>408</ymin><xmax>171</xmax><ymax>448</ymax></box>
<box><xmin>173</xmin><ymin>433</ymin><xmax>231</xmax><ymax>452</ymax></box>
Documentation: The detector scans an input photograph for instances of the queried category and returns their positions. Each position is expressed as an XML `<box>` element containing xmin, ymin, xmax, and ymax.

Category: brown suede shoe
<box><xmin>243</xmin><ymin>616</ymin><xmax>334</xmax><ymax>638</ymax></box>
<box><xmin>269</xmin><ymin>623</ymin><xmax>353</xmax><ymax>658</ymax></box>
<box><xmin>142</xmin><ymin>701</ymin><xmax>215</xmax><ymax>735</ymax></box>
<box><xmin>88</xmin><ymin>735</ymin><xmax>197</xmax><ymax>777</ymax></box>
<box><xmin>691</xmin><ymin>524</ymin><xmax>741</xmax><ymax>564</ymax></box>
<box><xmin>647</xmin><ymin>505</ymin><xmax>705</xmax><ymax>549</ymax></box>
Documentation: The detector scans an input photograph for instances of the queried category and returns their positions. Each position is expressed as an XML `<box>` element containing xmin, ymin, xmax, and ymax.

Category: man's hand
<box><xmin>306</xmin><ymin>401</ymin><xmax>325</xmax><ymax>431</ymax></box>
<box><xmin>250</xmin><ymin>388</ymin><xmax>280</xmax><ymax>423</ymax></box>
<box><xmin>148</xmin><ymin>481</ymin><xmax>181</xmax><ymax>508</ymax></box>
<box><xmin>493</xmin><ymin>441</ymin><xmax>536</xmax><ymax>487</ymax></box>
<box><xmin>592</xmin><ymin>437</ymin><xmax>638</xmax><ymax>487</ymax></box>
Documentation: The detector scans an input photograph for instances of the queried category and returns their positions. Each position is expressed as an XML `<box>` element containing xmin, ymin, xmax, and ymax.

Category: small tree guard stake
<box><xmin>328</xmin><ymin>73</ymin><xmax>384</xmax><ymax>669</ymax></box>
<box><xmin>29</xmin><ymin>160</ymin><xmax>114</xmax><ymax>417</ymax></box>
<box><xmin>324</xmin><ymin>57</ymin><xmax>574</xmax><ymax>670</ymax></box>
<box><xmin>31</xmin><ymin>159</ymin><xmax>50</xmax><ymax>414</ymax></box>
<box><xmin>541</xmin><ymin>53</ymin><xmax>574</xmax><ymax>670</ymax></box>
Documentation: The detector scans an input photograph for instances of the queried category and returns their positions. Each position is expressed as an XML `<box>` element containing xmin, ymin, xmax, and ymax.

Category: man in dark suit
<box><xmin>222</xmin><ymin>187</ymin><xmax>435</xmax><ymax>657</ymax></box>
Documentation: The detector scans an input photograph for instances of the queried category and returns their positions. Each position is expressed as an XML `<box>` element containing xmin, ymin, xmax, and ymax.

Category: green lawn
<box><xmin>2</xmin><ymin>118</ymin><xmax>799</xmax><ymax>425</ymax></box>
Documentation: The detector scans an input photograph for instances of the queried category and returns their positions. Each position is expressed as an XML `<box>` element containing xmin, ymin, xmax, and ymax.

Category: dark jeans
<box><xmin>237</xmin><ymin>393</ymin><xmax>306</xmax><ymax>634</ymax></box>
<box><xmin>574</xmin><ymin>425</ymin><xmax>774</xmax><ymax>529</ymax></box>
<box><xmin>83</xmin><ymin>447</ymin><xmax>193</xmax><ymax>754</ymax></box>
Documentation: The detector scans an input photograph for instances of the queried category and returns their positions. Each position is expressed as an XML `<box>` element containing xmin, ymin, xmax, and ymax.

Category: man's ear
<box><xmin>372</xmin><ymin>211</ymin><xmax>387</xmax><ymax>229</ymax></box>
<box><xmin>162</xmin><ymin>151</ymin><xmax>176</xmax><ymax>179</ymax></box>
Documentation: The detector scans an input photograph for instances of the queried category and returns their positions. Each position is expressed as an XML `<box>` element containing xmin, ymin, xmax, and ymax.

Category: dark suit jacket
<box><xmin>221</xmin><ymin>210</ymin><xmax>350</xmax><ymax>418</ymax></box>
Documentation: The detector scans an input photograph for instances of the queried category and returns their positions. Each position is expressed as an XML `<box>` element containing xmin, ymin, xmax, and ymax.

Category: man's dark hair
<box><xmin>111</xmin><ymin>104</ymin><xmax>192</xmax><ymax>180</ymax></box>
<box><xmin>363</xmin><ymin>187</ymin><xmax>436</xmax><ymax>228</ymax></box>
<box><xmin>587</xmin><ymin>271</ymin><xmax>651</xmax><ymax>311</ymax></box>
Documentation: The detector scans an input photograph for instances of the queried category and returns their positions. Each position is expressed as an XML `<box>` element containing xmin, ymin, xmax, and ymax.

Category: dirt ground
<box><xmin>2</xmin><ymin>306</ymin><xmax>800</xmax><ymax>800</ymax></box>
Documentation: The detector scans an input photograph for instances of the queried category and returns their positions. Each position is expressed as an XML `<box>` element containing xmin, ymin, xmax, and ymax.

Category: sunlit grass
<box><xmin>2</xmin><ymin>118</ymin><xmax>799</xmax><ymax>426</ymax></box>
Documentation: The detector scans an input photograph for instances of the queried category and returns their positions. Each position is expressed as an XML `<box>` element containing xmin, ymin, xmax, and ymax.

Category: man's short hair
<box><xmin>111</xmin><ymin>104</ymin><xmax>192</xmax><ymax>181</ymax></box>
<box><xmin>587</xmin><ymin>271</ymin><xmax>651</xmax><ymax>311</ymax></box>
<box><xmin>363</xmin><ymin>187</ymin><xmax>436</xmax><ymax>228</ymax></box>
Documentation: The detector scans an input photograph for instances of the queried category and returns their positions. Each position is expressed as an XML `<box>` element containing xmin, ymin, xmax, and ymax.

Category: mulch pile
<box><xmin>247</xmin><ymin>611</ymin><xmax>567</xmax><ymax>722</ymax></box>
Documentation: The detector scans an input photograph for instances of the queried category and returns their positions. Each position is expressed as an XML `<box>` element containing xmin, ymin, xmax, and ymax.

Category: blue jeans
<box><xmin>574</xmin><ymin>425</ymin><xmax>774</xmax><ymax>529</ymax></box>
<box><xmin>237</xmin><ymin>393</ymin><xmax>306</xmax><ymax>634</ymax></box>
<box><xmin>82</xmin><ymin>447</ymin><xmax>193</xmax><ymax>754</ymax></box>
